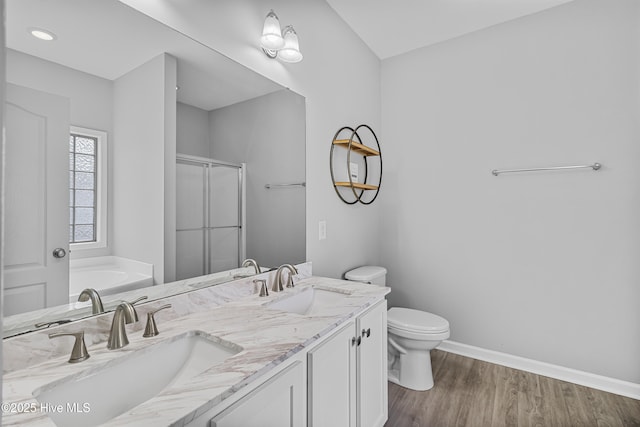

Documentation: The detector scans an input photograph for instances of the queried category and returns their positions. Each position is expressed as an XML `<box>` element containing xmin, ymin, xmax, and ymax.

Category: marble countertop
<box><xmin>2</xmin><ymin>275</ymin><xmax>389</xmax><ymax>426</ymax></box>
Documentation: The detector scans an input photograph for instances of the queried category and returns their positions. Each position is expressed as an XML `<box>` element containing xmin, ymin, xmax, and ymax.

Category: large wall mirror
<box><xmin>3</xmin><ymin>0</ymin><xmax>306</xmax><ymax>337</ymax></box>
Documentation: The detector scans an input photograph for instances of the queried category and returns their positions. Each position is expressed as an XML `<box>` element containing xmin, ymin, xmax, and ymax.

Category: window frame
<box><xmin>69</xmin><ymin>125</ymin><xmax>108</xmax><ymax>251</ymax></box>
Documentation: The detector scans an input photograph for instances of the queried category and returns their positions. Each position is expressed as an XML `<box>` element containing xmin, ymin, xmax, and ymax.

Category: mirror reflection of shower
<box><xmin>176</xmin><ymin>155</ymin><xmax>245</xmax><ymax>280</ymax></box>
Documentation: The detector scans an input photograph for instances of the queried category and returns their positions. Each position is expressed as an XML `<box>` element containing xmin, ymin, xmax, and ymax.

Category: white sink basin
<box><xmin>266</xmin><ymin>287</ymin><xmax>352</xmax><ymax>316</ymax></box>
<box><xmin>34</xmin><ymin>331</ymin><xmax>241</xmax><ymax>427</ymax></box>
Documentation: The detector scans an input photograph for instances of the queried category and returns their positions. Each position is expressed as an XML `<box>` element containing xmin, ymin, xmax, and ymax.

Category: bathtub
<box><xmin>69</xmin><ymin>256</ymin><xmax>153</xmax><ymax>303</ymax></box>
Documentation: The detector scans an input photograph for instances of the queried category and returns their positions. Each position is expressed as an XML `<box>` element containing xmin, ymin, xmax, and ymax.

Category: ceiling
<box><xmin>326</xmin><ymin>0</ymin><xmax>576</xmax><ymax>59</ymax></box>
<box><xmin>6</xmin><ymin>0</ymin><xmax>282</xmax><ymax>111</ymax></box>
<box><xmin>7</xmin><ymin>0</ymin><xmax>578</xmax><ymax>104</ymax></box>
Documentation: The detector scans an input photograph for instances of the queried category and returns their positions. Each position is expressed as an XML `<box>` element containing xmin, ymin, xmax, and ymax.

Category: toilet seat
<box><xmin>388</xmin><ymin>307</ymin><xmax>449</xmax><ymax>335</ymax></box>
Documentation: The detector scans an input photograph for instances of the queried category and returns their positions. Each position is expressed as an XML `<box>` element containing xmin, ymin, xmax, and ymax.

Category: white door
<box><xmin>4</xmin><ymin>83</ymin><xmax>70</xmax><ymax>315</ymax></box>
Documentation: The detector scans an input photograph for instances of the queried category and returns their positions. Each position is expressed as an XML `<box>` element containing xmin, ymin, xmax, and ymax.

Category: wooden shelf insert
<box><xmin>334</xmin><ymin>182</ymin><xmax>379</xmax><ymax>190</ymax></box>
<box><xmin>333</xmin><ymin>139</ymin><xmax>380</xmax><ymax>157</ymax></box>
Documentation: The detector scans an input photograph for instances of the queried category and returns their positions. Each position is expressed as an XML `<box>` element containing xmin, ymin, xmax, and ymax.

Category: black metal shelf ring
<box><xmin>329</xmin><ymin>124</ymin><xmax>382</xmax><ymax>205</ymax></box>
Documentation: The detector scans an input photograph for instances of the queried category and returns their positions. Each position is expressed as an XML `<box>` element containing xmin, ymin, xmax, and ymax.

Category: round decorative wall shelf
<box><xmin>329</xmin><ymin>124</ymin><xmax>382</xmax><ymax>205</ymax></box>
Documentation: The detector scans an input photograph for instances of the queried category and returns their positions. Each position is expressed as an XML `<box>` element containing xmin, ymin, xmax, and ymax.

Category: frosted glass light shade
<box><xmin>261</xmin><ymin>10</ymin><xmax>284</xmax><ymax>51</ymax></box>
<box><xmin>278</xmin><ymin>25</ymin><xmax>303</xmax><ymax>63</ymax></box>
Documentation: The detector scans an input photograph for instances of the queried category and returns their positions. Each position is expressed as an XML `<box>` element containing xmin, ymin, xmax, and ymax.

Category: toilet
<box><xmin>345</xmin><ymin>266</ymin><xmax>450</xmax><ymax>391</ymax></box>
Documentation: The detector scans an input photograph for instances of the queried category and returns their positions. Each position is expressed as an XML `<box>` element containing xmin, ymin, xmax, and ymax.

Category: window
<box><xmin>69</xmin><ymin>126</ymin><xmax>107</xmax><ymax>250</ymax></box>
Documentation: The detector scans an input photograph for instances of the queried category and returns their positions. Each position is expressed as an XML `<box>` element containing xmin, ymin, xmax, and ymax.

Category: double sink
<box><xmin>32</xmin><ymin>285</ymin><xmax>353</xmax><ymax>426</ymax></box>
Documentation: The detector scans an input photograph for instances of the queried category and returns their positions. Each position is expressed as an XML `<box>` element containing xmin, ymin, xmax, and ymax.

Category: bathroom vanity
<box><xmin>2</xmin><ymin>268</ymin><xmax>389</xmax><ymax>427</ymax></box>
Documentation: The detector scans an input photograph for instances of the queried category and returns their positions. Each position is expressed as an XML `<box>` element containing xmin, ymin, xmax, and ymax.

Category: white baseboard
<box><xmin>438</xmin><ymin>340</ymin><xmax>640</xmax><ymax>400</ymax></box>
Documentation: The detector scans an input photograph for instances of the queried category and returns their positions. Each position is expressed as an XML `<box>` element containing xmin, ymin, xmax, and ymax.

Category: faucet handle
<box><xmin>254</xmin><ymin>279</ymin><xmax>269</xmax><ymax>297</ymax></box>
<box><xmin>143</xmin><ymin>304</ymin><xmax>172</xmax><ymax>338</ymax></box>
<box><xmin>121</xmin><ymin>296</ymin><xmax>148</xmax><ymax>321</ymax></box>
<box><xmin>285</xmin><ymin>268</ymin><xmax>298</xmax><ymax>288</ymax></box>
<box><xmin>129</xmin><ymin>295</ymin><xmax>148</xmax><ymax>305</ymax></box>
<box><xmin>49</xmin><ymin>331</ymin><xmax>90</xmax><ymax>363</ymax></box>
<box><xmin>35</xmin><ymin>319</ymin><xmax>72</xmax><ymax>329</ymax></box>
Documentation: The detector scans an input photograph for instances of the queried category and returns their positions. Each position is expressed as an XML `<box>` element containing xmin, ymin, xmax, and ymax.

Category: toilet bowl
<box><xmin>387</xmin><ymin>307</ymin><xmax>449</xmax><ymax>390</ymax></box>
<box><xmin>345</xmin><ymin>266</ymin><xmax>450</xmax><ymax>391</ymax></box>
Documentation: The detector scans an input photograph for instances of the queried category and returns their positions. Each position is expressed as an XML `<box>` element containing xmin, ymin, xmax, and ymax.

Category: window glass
<box><xmin>69</xmin><ymin>133</ymin><xmax>97</xmax><ymax>243</ymax></box>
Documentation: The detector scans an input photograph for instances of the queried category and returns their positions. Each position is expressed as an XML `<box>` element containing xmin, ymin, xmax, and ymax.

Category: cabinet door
<box><xmin>210</xmin><ymin>361</ymin><xmax>304</xmax><ymax>427</ymax></box>
<box><xmin>308</xmin><ymin>321</ymin><xmax>357</xmax><ymax>427</ymax></box>
<box><xmin>357</xmin><ymin>301</ymin><xmax>388</xmax><ymax>427</ymax></box>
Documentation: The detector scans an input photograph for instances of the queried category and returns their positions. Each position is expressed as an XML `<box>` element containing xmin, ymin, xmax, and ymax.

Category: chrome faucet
<box><xmin>78</xmin><ymin>288</ymin><xmax>104</xmax><ymax>314</ymax></box>
<box><xmin>107</xmin><ymin>302</ymin><xmax>138</xmax><ymax>350</ymax></box>
<box><xmin>242</xmin><ymin>258</ymin><xmax>261</xmax><ymax>275</ymax></box>
<box><xmin>271</xmin><ymin>264</ymin><xmax>299</xmax><ymax>292</ymax></box>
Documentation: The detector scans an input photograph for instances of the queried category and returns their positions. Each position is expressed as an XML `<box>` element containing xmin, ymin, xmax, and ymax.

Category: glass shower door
<box><xmin>208</xmin><ymin>164</ymin><xmax>241</xmax><ymax>273</ymax></box>
<box><xmin>176</xmin><ymin>161</ymin><xmax>206</xmax><ymax>280</ymax></box>
<box><xmin>176</xmin><ymin>156</ymin><xmax>244</xmax><ymax>281</ymax></box>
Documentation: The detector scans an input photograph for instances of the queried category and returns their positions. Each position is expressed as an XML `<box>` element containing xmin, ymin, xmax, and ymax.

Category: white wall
<box><xmin>121</xmin><ymin>0</ymin><xmax>382</xmax><ymax>279</ymax></box>
<box><xmin>177</xmin><ymin>102</ymin><xmax>210</xmax><ymax>158</ymax></box>
<box><xmin>381</xmin><ymin>0</ymin><xmax>640</xmax><ymax>383</ymax></box>
<box><xmin>113</xmin><ymin>53</ymin><xmax>177</xmax><ymax>284</ymax></box>
<box><xmin>209</xmin><ymin>89</ymin><xmax>306</xmax><ymax>268</ymax></box>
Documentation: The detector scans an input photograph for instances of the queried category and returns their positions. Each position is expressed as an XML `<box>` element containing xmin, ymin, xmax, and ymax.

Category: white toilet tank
<box><xmin>345</xmin><ymin>266</ymin><xmax>387</xmax><ymax>286</ymax></box>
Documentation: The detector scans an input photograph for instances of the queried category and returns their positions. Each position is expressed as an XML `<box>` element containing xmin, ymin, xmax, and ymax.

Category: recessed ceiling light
<box><xmin>29</xmin><ymin>28</ymin><xmax>57</xmax><ymax>41</ymax></box>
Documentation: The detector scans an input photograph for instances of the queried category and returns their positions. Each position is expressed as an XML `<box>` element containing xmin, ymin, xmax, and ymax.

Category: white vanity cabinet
<box><xmin>209</xmin><ymin>361</ymin><xmax>305</xmax><ymax>427</ymax></box>
<box><xmin>308</xmin><ymin>320</ymin><xmax>358</xmax><ymax>426</ymax></box>
<box><xmin>185</xmin><ymin>356</ymin><xmax>306</xmax><ymax>427</ymax></box>
<box><xmin>357</xmin><ymin>300</ymin><xmax>388</xmax><ymax>427</ymax></box>
<box><xmin>186</xmin><ymin>298</ymin><xmax>387</xmax><ymax>427</ymax></box>
<box><xmin>308</xmin><ymin>300</ymin><xmax>388</xmax><ymax>427</ymax></box>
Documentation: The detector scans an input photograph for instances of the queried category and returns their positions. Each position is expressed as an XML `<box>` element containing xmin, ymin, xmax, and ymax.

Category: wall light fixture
<box><xmin>260</xmin><ymin>10</ymin><xmax>303</xmax><ymax>63</ymax></box>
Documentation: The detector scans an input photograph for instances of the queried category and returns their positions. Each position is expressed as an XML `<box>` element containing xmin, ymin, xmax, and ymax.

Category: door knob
<box><xmin>52</xmin><ymin>248</ymin><xmax>67</xmax><ymax>258</ymax></box>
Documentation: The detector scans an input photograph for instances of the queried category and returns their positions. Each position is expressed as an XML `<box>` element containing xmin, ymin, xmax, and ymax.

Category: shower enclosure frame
<box><xmin>176</xmin><ymin>154</ymin><xmax>246</xmax><ymax>278</ymax></box>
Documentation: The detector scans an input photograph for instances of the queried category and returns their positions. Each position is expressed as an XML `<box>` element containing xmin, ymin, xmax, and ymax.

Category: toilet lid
<box><xmin>387</xmin><ymin>307</ymin><xmax>449</xmax><ymax>334</ymax></box>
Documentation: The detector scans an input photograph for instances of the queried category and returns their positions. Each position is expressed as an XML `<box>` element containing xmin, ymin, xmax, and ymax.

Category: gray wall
<box><xmin>5</xmin><ymin>49</ymin><xmax>113</xmax><ymax>134</ymax></box>
<box><xmin>113</xmin><ymin>53</ymin><xmax>177</xmax><ymax>284</ymax></box>
<box><xmin>380</xmin><ymin>0</ymin><xmax>640</xmax><ymax>383</ymax></box>
<box><xmin>209</xmin><ymin>89</ymin><xmax>306</xmax><ymax>268</ymax></box>
<box><xmin>177</xmin><ymin>102</ymin><xmax>210</xmax><ymax>158</ymax></box>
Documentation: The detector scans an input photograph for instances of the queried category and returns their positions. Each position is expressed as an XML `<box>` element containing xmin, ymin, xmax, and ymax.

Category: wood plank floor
<box><xmin>385</xmin><ymin>350</ymin><xmax>640</xmax><ymax>427</ymax></box>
